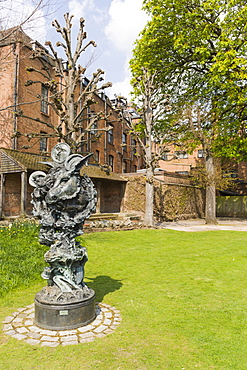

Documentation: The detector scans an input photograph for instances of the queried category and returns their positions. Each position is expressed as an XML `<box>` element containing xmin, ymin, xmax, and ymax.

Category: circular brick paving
<box><xmin>2</xmin><ymin>302</ymin><xmax>121</xmax><ymax>346</ymax></box>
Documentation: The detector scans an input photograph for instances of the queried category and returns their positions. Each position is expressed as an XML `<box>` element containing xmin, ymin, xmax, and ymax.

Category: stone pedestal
<box><xmin>34</xmin><ymin>288</ymin><xmax>95</xmax><ymax>330</ymax></box>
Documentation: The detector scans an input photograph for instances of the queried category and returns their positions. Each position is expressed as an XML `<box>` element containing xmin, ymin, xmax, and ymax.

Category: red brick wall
<box><xmin>16</xmin><ymin>44</ymin><xmax>58</xmax><ymax>153</ymax></box>
<box><xmin>82</xmin><ymin>94</ymin><xmax>142</xmax><ymax>173</ymax></box>
<box><xmin>0</xmin><ymin>38</ymin><xmax>143</xmax><ymax>174</ymax></box>
<box><xmin>0</xmin><ymin>44</ymin><xmax>16</xmax><ymax>149</ymax></box>
<box><xmin>3</xmin><ymin>173</ymin><xmax>21</xmax><ymax>216</ymax></box>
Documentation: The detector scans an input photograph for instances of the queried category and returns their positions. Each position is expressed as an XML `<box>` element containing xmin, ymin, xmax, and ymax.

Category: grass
<box><xmin>0</xmin><ymin>221</ymin><xmax>46</xmax><ymax>297</ymax></box>
<box><xmin>1</xmin><ymin>225</ymin><xmax>247</xmax><ymax>369</ymax></box>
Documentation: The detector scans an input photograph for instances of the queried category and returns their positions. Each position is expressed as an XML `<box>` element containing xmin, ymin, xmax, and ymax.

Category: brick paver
<box><xmin>2</xmin><ymin>302</ymin><xmax>121</xmax><ymax>346</ymax></box>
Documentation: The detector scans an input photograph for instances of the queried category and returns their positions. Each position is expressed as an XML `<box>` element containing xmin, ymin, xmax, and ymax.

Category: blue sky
<box><xmin>1</xmin><ymin>0</ymin><xmax>149</xmax><ymax>99</ymax></box>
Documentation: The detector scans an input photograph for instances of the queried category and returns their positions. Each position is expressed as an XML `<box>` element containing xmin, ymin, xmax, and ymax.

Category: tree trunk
<box><xmin>205</xmin><ymin>154</ymin><xmax>217</xmax><ymax>224</ymax></box>
<box><xmin>144</xmin><ymin>167</ymin><xmax>154</xmax><ymax>226</ymax></box>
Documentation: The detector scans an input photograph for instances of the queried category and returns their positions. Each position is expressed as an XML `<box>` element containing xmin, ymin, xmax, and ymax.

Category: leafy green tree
<box><xmin>131</xmin><ymin>0</ymin><xmax>247</xmax><ymax>224</ymax></box>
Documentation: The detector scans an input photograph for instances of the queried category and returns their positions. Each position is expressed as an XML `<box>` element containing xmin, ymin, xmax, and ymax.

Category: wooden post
<box><xmin>95</xmin><ymin>181</ymin><xmax>101</xmax><ymax>213</ymax></box>
<box><xmin>20</xmin><ymin>171</ymin><xmax>27</xmax><ymax>216</ymax></box>
<box><xmin>120</xmin><ymin>182</ymin><xmax>126</xmax><ymax>213</ymax></box>
<box><xmin>0</xmin><ymin>174</ymin><xmax>5</xmax><ymax>218</ymax></box>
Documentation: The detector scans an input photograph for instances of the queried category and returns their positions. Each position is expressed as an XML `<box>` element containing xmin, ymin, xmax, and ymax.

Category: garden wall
<box><xmin>123</xmin><ymin>175</ymin><xmax>205</xmax><ymax>221</ymax></box>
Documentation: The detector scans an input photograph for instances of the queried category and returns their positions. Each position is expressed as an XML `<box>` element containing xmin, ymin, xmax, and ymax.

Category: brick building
<box><xmin>157</xmin><ymin>146</ymin><xmax>247</xmax><ymax>196</ymax></box>
<box><xmin>0</xmin><ymin>27</ymin><xmax>144</xmax><ymax>217</ymax></box>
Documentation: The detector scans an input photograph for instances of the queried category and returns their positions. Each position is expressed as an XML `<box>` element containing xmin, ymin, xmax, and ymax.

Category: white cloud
<box><xmin>108</xmin><ymin>76</ymin><xmax>131</xmax><ymax>100</ymax></box>
<box><xmin>104</xmin><ymin>0</ymin><xmax>149</xmax><ymax>99</ymax></box>
<box><xmin>106</xmin><ymin>57</ymin><xmax>132</xmax><ymax>99</ymax></box>
<box><xmin>104</xmin><ymin>0</ymin><xmax>148</xmax><ymax>54</ymax></box>
<box><xmin>68</xmin><ymin>0</ymin><xmax>95</xmax><ymax>21</ymax></box>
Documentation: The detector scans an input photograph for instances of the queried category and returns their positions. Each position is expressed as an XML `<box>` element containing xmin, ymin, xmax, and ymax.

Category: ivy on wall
<box><xmin>124</xmin><ymin>176</ymin><xmax>205</xmax><ymax>221</ymax></box>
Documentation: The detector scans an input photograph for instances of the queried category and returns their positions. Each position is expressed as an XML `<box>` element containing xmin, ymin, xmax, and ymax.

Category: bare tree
<box><xmin>14</xmin><ymin>13</ymin><xmax>112</xmax><ymax>153</ymax></box>
<box><xmin>0</xmin><ymin>0</ymin><xmax>59</xmax><ymax>42</ymax></box>
<box><xmin>126</xmin><ymin>68</ymin><xmax>170</xmax><ymax>226</ymax></box>
<box><xmin>0</xmin><ymin>0</ymin><xmax>63</xmax><ymax>74</ymax></box>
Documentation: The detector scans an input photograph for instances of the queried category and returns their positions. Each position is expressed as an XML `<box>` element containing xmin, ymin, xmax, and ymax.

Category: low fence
<box><xmin>216</xmin><ymin>196</ymin><xmax>247</xmax><ymax>217</ymax></box>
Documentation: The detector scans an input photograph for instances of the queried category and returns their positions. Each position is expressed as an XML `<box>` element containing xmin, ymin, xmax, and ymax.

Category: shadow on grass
<box><xmin>86</xmin><ymin>275</ymin><xmax>123</xmax><ymax>302</ymax></box>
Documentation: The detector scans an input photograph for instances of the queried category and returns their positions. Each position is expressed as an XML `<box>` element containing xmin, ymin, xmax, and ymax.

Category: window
<box><xmin>91</xmin><ymin>121</ymin><xmax>98</xmax><ymax>135</ymax></box>
<box><xmin>198</xmin><ymin>149</ymin><xmax>204</xmax><ymax>158</ymax></box>
<box><xmin>82</xmin><ymin>77</ymin><xmax>89</xmax><ymax>86</ymax></box>
<box><xmin>40</xmin><ymin>131</ymin><xmax>47</xmax><ymax>152</ymax></box>
<box><xmin>162</xmin><ymin>153</ymin><xmax>169</xmax><ymax>161</ymax></box>
<box><xmin>101</xmin><ymin>92</ymin><xmax>106</xmax><ymax>101</ymax></box>
<box><xmin>95</xmin><ymin>150</ymin><xmax>100</xmax><ymax>162</ymax></box>
<box><xmin>123</xmin><ymin>160</ymin><xmax>127</xmax><ymax>173</ymax></box>
<box><xmin>108</xmin><ymin>155</ymin><xmax>114</xmax><ymax>171</ymax></box>
<box><xmin>128</xmin><ymin>109</ymin><xmax>141</xmax><ymax>119</ymax></box>
<box><xmin>108</xmin><ymin>125</ymin><xmax>114</xmax><ymax>144</ymax></box>
<box><xmin>133</xmin><ymin>165</ymin><xmax>137</xmax><ymax>172</ymax></box>
<box><xmin>89</xmin><ymin>111</ymin><xmax>97</xmax><ymax>134</ymax></box>
<box><xmin>175</xmin><ymin>171</ymin><xmax>189</xmax><ymax>175</ymax></box>
<box><xmin>175</xmin><ymin>151</ymin><xmax>188</xmax><ymax>159</ymax></box>
<box><xmin>122</xmin><ymin>132</ymin><xmax>127</xmax><ymax>151</ymax></box>
<box><xmin>132</xmin><ymin>138</ymin><xmax>137</xmax><ymax>155</ymax></box>
<box><xmin>41</xmin><ymin>84</ymin><xmax>49</xmax><ymax>114</ymax></box>
<box><xmin>223</xmin><ymin>170</ymin><xmax>238</xmax><ymax>178</ymax></box>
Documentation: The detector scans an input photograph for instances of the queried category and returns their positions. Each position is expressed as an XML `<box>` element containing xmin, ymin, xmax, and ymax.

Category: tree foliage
<box><xmin>131</xmin><ymin>0</ymin><xmax>247</xmax><ymax>159</ymax></box>
<box><xmin>130</xmin><ymin>0</ymin><xmax>247</xmax><ymax>223</ymax></box>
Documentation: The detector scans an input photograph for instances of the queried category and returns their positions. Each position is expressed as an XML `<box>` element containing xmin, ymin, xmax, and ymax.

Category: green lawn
<box><xmin>1</xmin><ymin>225</ymin><xmax>247</xmax><ymax>369</ymax></box>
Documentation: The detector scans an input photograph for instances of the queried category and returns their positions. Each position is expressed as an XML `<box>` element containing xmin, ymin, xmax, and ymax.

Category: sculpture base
<box><xmin>34</xmin><ymin>288</ymin><xmax>95</xmax><ymax>331</ymax></box>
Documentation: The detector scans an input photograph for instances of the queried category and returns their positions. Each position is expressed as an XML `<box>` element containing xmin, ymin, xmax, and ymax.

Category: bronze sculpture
<box><xmin>29</xmin><ymin>143</ymin><xmax>97</xmax><ymax>329</ymax></box>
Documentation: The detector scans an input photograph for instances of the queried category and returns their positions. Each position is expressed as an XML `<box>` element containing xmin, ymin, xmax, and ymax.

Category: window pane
<box><xmin>108</xmin><ymin>155</ymin><xmax>114</xmax><ymax>171</ymax></box>
<box><xmin>132</xmin><ymin>139</ymin><xmax>137</xmax><ymax>155</ymax></box>
<box><xmin>175</xmin><ymin>171</ymin><xmax>189</xmax><ymax>175</ymax></box>
<box><xmin>95</xmin><ymin>150</ymin><xmax>99</xmax><ymax>162</ymax></box>
<box><xmin>108</xmin><ymin>125</ymin><xmax>113</xmax><ymax>144</ymax></box>
<box><xmin>40</xmin><ymin>132</ymin><xmax>47</xmax><ymax>152</ymax></box>
<box><xmin>198</xmin><ymin>149</ymin><xmax>204</xmax><ymax>158</ymax></box>
<box><xmin>122</xmin><ymin>133</ymin><xmax>127</xmax><ymax>151</ymax></box>
<box><xmin>175</xmin><ymin>151</ymin><xmax>188</xmax><ymax>159</ymax></box>
<box><xmin>41</xmin><ymin>84</ymin><xmax>48</xmax><ymax>114</ymax></box>
<box><xmin>123</xmin><ymin>161</ymin><xmax>127</xmax><ymax>173</ymax></box>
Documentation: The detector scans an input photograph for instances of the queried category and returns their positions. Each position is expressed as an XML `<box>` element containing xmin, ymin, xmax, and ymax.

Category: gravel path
<box><xmin>157</xmin><ymin>218</ymin><xmax>247</xmax><ymax>232</ymax></box>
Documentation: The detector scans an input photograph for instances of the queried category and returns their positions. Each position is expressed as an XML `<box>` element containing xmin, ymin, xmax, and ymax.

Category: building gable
<box><xmin>0</xmin><ymin>151</ymin><xmax>24</xmax><ymax>173</ymax></box>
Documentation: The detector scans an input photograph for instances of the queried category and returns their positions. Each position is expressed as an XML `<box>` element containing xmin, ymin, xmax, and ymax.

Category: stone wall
<box><xmin>123</xmin><ymin>175</ymin><xmax>205</xmax><ymax>221</ymax></box>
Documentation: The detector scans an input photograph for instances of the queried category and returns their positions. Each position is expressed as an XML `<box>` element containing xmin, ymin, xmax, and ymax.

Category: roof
<box><xmin>0</xmin><ymin>148</ymin><xmax>51</xmax><ymax>173</ymax></box>
<box><xmin>82</xmin><ymin>164</ymin><xmax>127</xmax><ymax>182</ymax></box>
<box><xmin>0</xmin><ymin>148</ymin><xmax>127</xmax><ymax>182</ymax></box>
<box><xmin>0</xmin><ymin>27</ymin><xmax>53</xmax><ymax>66</ymax></box>
<box><xmin>0</xmin><ymin>27</ymin><xmax>32</xmax><ymax>47</ymax></box>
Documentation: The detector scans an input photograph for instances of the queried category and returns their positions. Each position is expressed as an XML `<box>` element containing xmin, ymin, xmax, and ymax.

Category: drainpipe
<box><xmin>0</xmin><ymin>174</ymin><xmax>5</xmax><ymax>218</ymax></box>
<box><xmin>104</xmin><ymin>98</ymin><xmax>107</xmax><ymax>165</ymax></box>
<box><xmin>12</xmin><ymin>43</ymin><xmax>19</xmax><ymax>150</ymax></box>
<box><xmin>87</xmin><ymin>107</ymin><xmax>90</xmax><ymax>154</ymax></box>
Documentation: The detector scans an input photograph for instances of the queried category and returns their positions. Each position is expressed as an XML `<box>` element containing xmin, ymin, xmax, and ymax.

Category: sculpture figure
<box><xmin>29</xmin><ymin>143</ymin><xmax>97</xmax><ymax>302</ymax></box>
